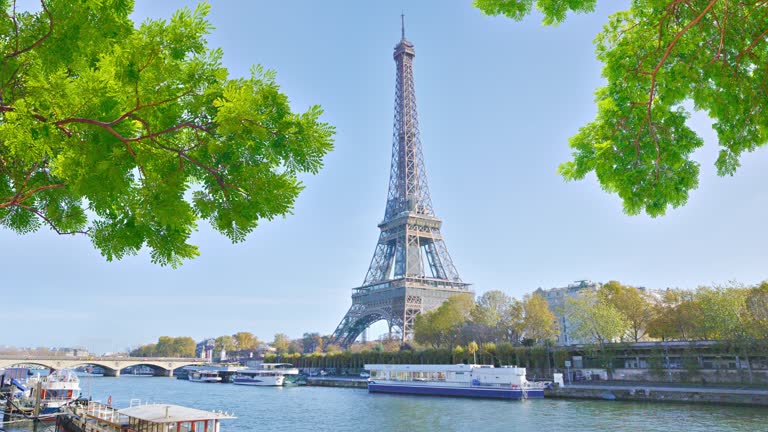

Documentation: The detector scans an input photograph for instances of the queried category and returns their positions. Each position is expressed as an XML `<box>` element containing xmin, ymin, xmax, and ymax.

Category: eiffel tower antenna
<box><xmin>331</xmin><ymin>20</ymin><xmax>472</xmax><ymax>347</ymax></box>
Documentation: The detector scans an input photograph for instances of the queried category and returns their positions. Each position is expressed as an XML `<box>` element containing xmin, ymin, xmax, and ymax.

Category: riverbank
<box><xmin>546</xmin><ymin>383</ymin><xmax>768</xmax><ymax>407</ymax></box>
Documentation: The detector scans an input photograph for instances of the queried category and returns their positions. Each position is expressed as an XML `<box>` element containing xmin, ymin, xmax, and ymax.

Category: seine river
<box><xmin>5</xmin><ymin>376</ymin><xmax>766</xmax><ymax>431</ymax></box>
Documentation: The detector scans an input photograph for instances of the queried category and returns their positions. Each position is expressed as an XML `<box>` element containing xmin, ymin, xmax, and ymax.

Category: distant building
<box><xmin>195</xmin><ymin>339</ymin><xmax>215</xmax><ymax>361</ymax></box>
<box><xmin>534</xmin><ymin>280</ymin><xmax>602</xmax><ymax>346</ymax></box>
<box><xmin>52</xmin><ymin>347</ymin><xmax>89</xmax><ymax>357</ymax></box>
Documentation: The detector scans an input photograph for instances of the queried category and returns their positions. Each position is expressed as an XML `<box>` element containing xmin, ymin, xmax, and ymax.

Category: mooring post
<box><xmin>33</xmin><ymin>380</ymin><xmax>42</xmax><ymax>419</ymax></box>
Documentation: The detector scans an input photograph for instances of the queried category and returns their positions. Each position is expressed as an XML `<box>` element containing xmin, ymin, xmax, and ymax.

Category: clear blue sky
<box><xmin>2</xmin><ymin>1</ymin><xmax>766</xmax><ymax>354</ymax></box>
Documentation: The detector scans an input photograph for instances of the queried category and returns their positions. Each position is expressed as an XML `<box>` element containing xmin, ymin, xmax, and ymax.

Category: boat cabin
<box><xmin>118</xmin><ymin>404</ymin><xmax>234</xmax><ymax>432</ymax></box>
<box><xmin>252</xmin><ymin>363</ymin><xmax>299</xmax><ymax>374</ymax></box>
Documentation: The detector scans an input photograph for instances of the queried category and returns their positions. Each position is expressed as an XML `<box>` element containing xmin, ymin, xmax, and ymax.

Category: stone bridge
<box><xmin>0</xmin><ymin>355</ymin><xmax>208</xmax><ymax>377</ymax></box>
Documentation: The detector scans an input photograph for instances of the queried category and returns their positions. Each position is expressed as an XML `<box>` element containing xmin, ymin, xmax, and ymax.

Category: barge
<box><xmin>364</xmin><ymin>364</ymin><xmax>546</xmax><ymax>400</ymax></box>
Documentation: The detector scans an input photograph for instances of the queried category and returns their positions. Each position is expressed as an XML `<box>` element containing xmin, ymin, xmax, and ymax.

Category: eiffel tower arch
<box><xmin>331</xmin><ymin>18</ymin><xmax>473</xmax><ymax>347</ymax></box>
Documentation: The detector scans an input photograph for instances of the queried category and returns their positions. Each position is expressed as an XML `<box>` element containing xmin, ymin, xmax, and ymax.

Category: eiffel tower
<box><xmin>331</xmin><ymin>17</ymin><xmax>472</xmax><ymax>347</ymax></box>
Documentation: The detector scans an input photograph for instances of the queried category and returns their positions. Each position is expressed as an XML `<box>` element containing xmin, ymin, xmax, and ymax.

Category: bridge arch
<box><xmin>0</xmin><ymin>360</ymin><xmax>55</xmax><ymax>370</ymax></box>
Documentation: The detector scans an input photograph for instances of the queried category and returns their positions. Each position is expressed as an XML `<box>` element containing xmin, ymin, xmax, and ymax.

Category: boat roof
<box><xmin>118</xmin><ymin>404</ymin><xmax>235</xmax><ymax>423</ymax></box>
<box><xmin>364</xmin><ymin>364</ymin><xmax>526</xmax><ymax>373</ymax></box>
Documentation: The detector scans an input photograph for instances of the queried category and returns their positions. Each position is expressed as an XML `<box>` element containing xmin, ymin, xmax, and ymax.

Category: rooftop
<box><xmin>118</xmin><ymin>404</ymin><xmax>235</xmax><ymax>424</ymax></box>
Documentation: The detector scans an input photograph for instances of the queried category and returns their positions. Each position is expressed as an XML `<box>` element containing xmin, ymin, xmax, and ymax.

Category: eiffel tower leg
<box><xmin>403</xmin><ymin>294</ymin><xmax>423</xmax><ymax>341</ymax></box>
<box><xmin>331</xmin><ymin>299</ymin><xmax>399</xmax><ymax>348</ymax></box>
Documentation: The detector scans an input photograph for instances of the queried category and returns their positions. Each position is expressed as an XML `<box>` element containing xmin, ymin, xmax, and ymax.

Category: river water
<box><xmin>4</xmin><ymin>376</ymin><xmax>766</xmax><ymax>432</ymax></box>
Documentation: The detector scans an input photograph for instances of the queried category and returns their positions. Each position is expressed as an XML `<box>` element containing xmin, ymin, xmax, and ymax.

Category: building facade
<box><xmin>534</xmin><ymin>280</ymin><xmax>602</xmax><ymax>346</ymax></box>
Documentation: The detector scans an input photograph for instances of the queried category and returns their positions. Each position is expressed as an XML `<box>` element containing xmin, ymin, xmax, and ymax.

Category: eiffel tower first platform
<box><xmin>331</xmin><ymin>19</ymin><xmax>473</xmax><ymax>347</ymax></box>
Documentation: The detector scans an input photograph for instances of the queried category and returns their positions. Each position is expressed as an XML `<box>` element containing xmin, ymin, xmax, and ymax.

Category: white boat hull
<box><xmin>233</xmin><ymin>375</ymin><xmax>284</xmax><ymax>386</ymax></box>
<box><xmin>188</xmin><ymin>377</ymin><xmax>222</xmax><ymax>383</ymax></box>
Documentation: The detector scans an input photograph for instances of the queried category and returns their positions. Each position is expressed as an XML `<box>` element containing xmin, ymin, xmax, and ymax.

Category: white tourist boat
<box><xmin>232</xmin><ymin>369</ymin><xmax>285</xmax><ymax>386</ymax></box>
<box><xmin>364</xmin><ymin>364</ymin><xmax>546</xmax><ymax>400</ymax></box>
<box><xmin>187</xmin><ymin>369</ymin><xmax>222</xmax><ymax>383</ymax></box>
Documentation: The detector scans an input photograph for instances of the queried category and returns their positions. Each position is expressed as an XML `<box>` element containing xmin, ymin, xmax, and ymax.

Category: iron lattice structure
<box><xmin>332</xmin><ymin>20</ymin><xmax>472</xmax><ymax>347</ymax></box>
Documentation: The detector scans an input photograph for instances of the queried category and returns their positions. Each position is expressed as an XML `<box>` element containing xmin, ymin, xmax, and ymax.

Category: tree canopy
<box><xmin>598</xmin><ymin>281</ymin><xmax>654</xmax><ymax>342</ymax></box>
<box><xmin>0</xmin><ymin>1</ymin><xmax>334</xmax><ymax>266</ymax></box>
<box><xmin>232</xmin><ymin>331</ymin><xmax>260</xmax><ymax>351</ymax></box>
<box><xmin>130</xmin><ymin>336</ymin><xmax>196</xmax><ymax>357</ymax></box>
<box><xmin>414</xmin><ymin>293</ymin><xmax>474</xmax><ymax>348</ymax></box>
<box><xmin>521</xmin><ymin>293</ymin><xmax>558</xmax><ymax>344</ymax></box>
<box><xmin>565</xmin><ymin>291</ymin><xmax>630</xmax><ymax>347</ymax></box>
<box><xmin>475</xmin><ymin>0</ymin><xmax>768</xmax><ymax>216</ymax></box>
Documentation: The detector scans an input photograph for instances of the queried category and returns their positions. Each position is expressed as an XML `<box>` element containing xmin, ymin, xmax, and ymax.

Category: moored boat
<box><xmin>187</xmin><ymin>369</ymin><xmax>222</xmax><ymax>383</ymax></box>
<box><xmin>232</xmin><ymin>370</ymin><xmax>284</xmax><ymax>386</ymax></box>
<box><xmin>364</xmin><ymin>364</ymin><xmax>546</xmax><ymax>400</ymax></box>
<box><xmin>20</xmin><ymin>369</ymin><xmax>81</xmax><ymax>419</ymax></box>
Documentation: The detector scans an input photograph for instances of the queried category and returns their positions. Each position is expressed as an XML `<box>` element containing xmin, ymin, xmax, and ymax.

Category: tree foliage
<box><xmin>469</xmin><ymin>290</ymin><xmax>523</xmax><ymax>343</ymax></box>
<box><xmin>521</xmin><ymin>293</ymin><xmax>558</xmax><ymax>344</ymax></box>
<box><xmin>647</xmin><ymin>288</ymin><xmax>703</xmax><ymax>341</ymax></box>
<box><xmin>598</xmin><ymin>281</ymin><xmax>654</xmax><ymax>342</ymax></box>
<box><xmin>214</xmin><ymin>335</ymin><xmax>235</xmax><ymax>355</ymax></box>
<box><xmin>475</xmin><ymin>0</ymin><xmax>768</xmax><ymax>216</ymax></box>
<box><xmin>232</xmin><ymin>331</ymin><xmax>259</xmax><ymax>351</ymax></box>
<box><xmin>130</xmin><ymin>336</ymin><xmax>195</xmax><ymax>357</ymax></box>
<box><xmin>565</xmin><ymin>291</ymin><xmax>630</xmax><ymax>346</ymax></box>
<box><xmin>413</xmin><ymin>293</ymin><xmax>474</xmax><ymax>348</ymax></box>
<box><xmin>272</xmin><ymin>333</ymin><xmax>291</xmax><ymax>355</ymax></box>
<box><xmin>746</xmin><ymin>282</ymin><xmax>768</xmax><ymax>340</ymax></box>
<box><xmin>0</xmin><ymin>1</ymin><xmax>334</xmax><ymax>266</ymax></box>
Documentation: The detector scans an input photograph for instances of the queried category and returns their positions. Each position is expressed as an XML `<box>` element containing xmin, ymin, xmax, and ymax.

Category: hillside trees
<box><xmin>0</xmin><ymin>1</ymin><xmax>334</xmax><ymax>266</ymax></box>
<box><xmin>475</xmin><ymin>0</ymin><xmax>768</xmax><ymax>216</ymax></box>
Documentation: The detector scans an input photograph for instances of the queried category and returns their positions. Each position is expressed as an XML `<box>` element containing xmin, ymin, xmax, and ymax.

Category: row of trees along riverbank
<box><xmin>264</xmin><ymin>340</ymin><xmax>768</xmax><ymax>385</ymax></box>
<box><xmin>264</xmin><ymin>282</ymin><xmax>767</xmax><ymax>384</ymax></box>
